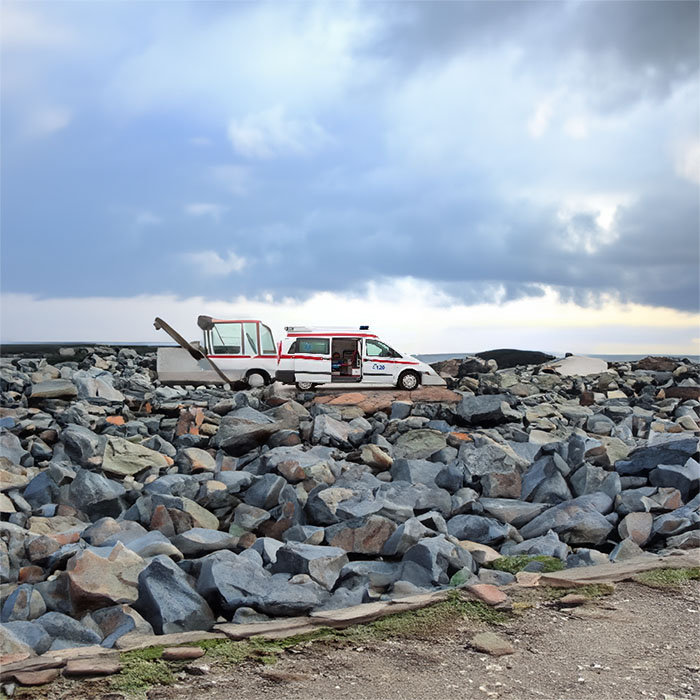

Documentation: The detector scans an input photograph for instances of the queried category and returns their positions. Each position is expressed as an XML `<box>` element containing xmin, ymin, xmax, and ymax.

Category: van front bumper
<box><xmin>421</xmin><ymin>373</ymin><xmax>447</xmax><ymax>387</ymax></box>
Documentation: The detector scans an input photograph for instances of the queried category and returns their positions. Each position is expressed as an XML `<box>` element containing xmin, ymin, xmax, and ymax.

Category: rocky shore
<box><xmin>1</xmin><ymin>346</ymin><xmax>698</xmax><ymax>666</ymax></box>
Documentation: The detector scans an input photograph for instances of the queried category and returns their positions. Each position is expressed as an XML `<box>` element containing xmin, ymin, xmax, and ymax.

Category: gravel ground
<box><xmin>33</xmin><ymin>579</ymin><xmax>700</xmax><ymax>700</ymax></box>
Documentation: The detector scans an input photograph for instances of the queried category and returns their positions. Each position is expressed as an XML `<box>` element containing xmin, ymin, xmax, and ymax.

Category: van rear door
<box><xmin>292</xmin><ymin>336</ymin><xmax>331</xmax><ymax>385</ymax></box>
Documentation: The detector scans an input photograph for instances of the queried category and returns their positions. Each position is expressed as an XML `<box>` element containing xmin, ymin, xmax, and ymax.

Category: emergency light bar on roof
<box><xmin>284</xmin><ymin>326</ymin><xmax>370</xmax><ymax>332</ymax></box>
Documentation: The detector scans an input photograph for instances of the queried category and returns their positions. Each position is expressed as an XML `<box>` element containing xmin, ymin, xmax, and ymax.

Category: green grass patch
<box><xmin>634</xmin><ymin>567</ymin><xmax>700</xmax><ymax>588</ymax></box>
<box><xmin>109</xmin><ymin>647</ymin><xmax>174</xmax><ymax>698</ymax></box>
<box><xmin>510</xmin><ymin>583</ymin><xmax>615</xmax><ymax>606</ymax></box>
<box><xmin>487</xmin><ymin>555</ymin><xmax>565</xmax><ymax>575</ymax></box>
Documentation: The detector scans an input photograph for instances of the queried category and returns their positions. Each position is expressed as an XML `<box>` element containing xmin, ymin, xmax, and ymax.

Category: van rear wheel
<box><xmin>296</xmin><ymin>381</ymin><xmax>314</xmax><ymax>391</ymax></box>
<box><xmin>398</xmin><ymin>370</ymin><xmax>419</xmax><ymax>391</ymax></box>
<box><xmin>246</xmin><ymin>371</ymin><xmax>267</xmax><ymax>388</ymax></box>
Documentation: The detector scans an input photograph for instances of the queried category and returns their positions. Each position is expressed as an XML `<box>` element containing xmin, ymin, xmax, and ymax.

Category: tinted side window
<box><xmin>296</xmin><ymin>338</ymin><xmax>329</xmax><ymax>355</ymax></box>
<box><xmin>260</xmin><ymin>325</ymin><xmax>276</xmax><ymax>354</ymax></box>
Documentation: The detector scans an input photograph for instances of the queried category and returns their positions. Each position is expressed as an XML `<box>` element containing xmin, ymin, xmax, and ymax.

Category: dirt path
<box><xmin>33</xmin><ymin>580</ymin><xmax>700</xmax><ymax>700</ymax></box>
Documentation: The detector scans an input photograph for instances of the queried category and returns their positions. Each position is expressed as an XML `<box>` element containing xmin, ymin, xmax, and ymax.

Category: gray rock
<box><xmin>649</xmin><ymin>459</ymin><xmax>700</xmax><ymax>501</ymax></box>
<box><xmin>521</xmin><ymin>454</ymin><xmax>572</xmax><ymax>504</ymax></box>
<box><xmin>325</xmin><ymin>515</ymin><xmax>397</xmax><ymax>554</ymax></box>
<box><xmin>652</xmin><ymin>495</ymin><xmax>700</xmax><ymax>537</ymax></box>
<box><xmin>586</xmin><ymin>413</ymin><xmax>615</xmax><ymax>436</ymax></box>
<box><xmin>446</xmin><ymin>514</ymin><xmax>513</xmax><ymax>546</ymax></box>
<box><xmin>244</xmin><ymin>474</ymin><xmax>286</xmax><ymax>510</ymax></box>
<box><xmin>479</xmin><ymin>498</ymin><xmax>550</xmax><ymax>528</ymax></box>
<box><xmin>1</xmin><ymin>584</ymin><xmax>46</xmax><ymax>622</ymax></box>
<box><xmin>30</xmin><ymin>379</ymin><xmax>78</xmax><ymax>400</ymax></box>
<box><xmin>67</xmin><ymin>469</ymin><xmax>126</xmax><ymax>519</ymax></box>
<box><xmin>402</xmin><ymin>535</ymin><xmax>473</xmax><ymax>585</ymax></box>
<box><xmin>519</xmin><ymin>493</ymin><xmax>614</xmax><ymax>545</ymax></box>
<box><xmin>176</xmin><ymin>447</ymin><xmax>216</xmax><ymax>473</ymax></box>
<box><xmin>36</xmin><ymin>611</ymin><xmax>101</xmax><ymax>650</ymax></box>
<box><xmin>381</xmin><ymin>518</ymin><xmax>433</xmax><ymax>556</ymax></box>
<box><xmin>61</xmin><ymin>424</ymin><xmax>105</xmax><ymax>466</ymax></box>
<box><xmin>1</xmin><ymin>620</ymin><xmax>51</xmax><ymax>654</ymax></box>
<box><xmin>614</xmin><ymin>487</ymin><xmax>657</xmax><ymax>517</ymax></box>
<box><xmin>234</xmin><ymin>503</ymin><xmax>271</xmax><ymax>531</ymax></box>
<box><xmin>122</xmin><ymin>531</ymin><xmax>183</xmax><ymax>561</ymax></box>
<box><xmin>135</xmin><ymin>555</ymin><xmax>215</xmax><ymax>634</ymax></box>
<box><xmin>609</xmin><ymin>538</ymin><xmax>645</xmax><ymax>562</ymax></box>
<box><xmin>618</xmin><ymin>512</ymin><xmax>654</xmax><ymax>546</ymax></box>
<box><xmin>459</xmin><ymin>442</ymin><xmax>530</xmax><ymax>479</ymax></box>
<box><xmin>571</xmin><ymin>464</ymin><xmax>621</xmax><ymax>501</ymax></box>
<box><xmin>390</xmin><ymin>401</ymin><xmax>412</xmax><ymax>420</ymax></box>
<box><xmin>454</xmin><ymin>394</ymin><xmax>520</xmax><ymax>427</ymax></box>
<box><xmin>311</xmin><ymin>415</ymin><xmax>354</xmax><ymax>449</ymax></box>
<box><xmin>390</xmin><ymin>459</ymin><xmax>443</xmax><ymax>487</ymax></box>
<box><xmin>89</xmin><ymin>604</ymin><xmax>153</xmax><ymax>648</ymax></box>
<box><xmin>392</xmin><ymin>430</ymin><xmax>447</xmax><ymax>460</ymax></box>
<box><xmin>213</xmin><ymin>418</ymin><xmax>279</xmax><ymax>456</ymax></box>
<box><xmin>171</xmin><ymin>529</ymin><xmax>239</xmax><ymax>558</ymax></box>
<box><xmin>500</xmin><ymin>530</ymin><xmax>568</xmax><ymax>560</ymax></box>
<box><xmin>271</xmin><ymin>543</ymin><xmax>349</xmax><ymax>590</ymax></box>
<box><xmin>0</xmin><ymin>430</ymin><xmax>29</xmax><ymax>465</ymax></box>
<box><xmin>478</xmin><ymin>569</ymin><xmax>516</xmax><ymax>586</ymax></box>
<box><xmin>102</xmin><ymin>436</ymin><xmax>169</xmax><ymax>477</ymax></box>
<box><xmin>566</xmin><ymin>548</ymin><xmax>609</xmax><ymax>568</ymax></box>
<box><xmin>338</xmin><ymin>560</ymin><xmax>400</xmax><ymax>589</ymax></box>
<box><xmin>615</xmin><ymin>439</ymin><xmax>699</xmax><ymax>476</ymax></box>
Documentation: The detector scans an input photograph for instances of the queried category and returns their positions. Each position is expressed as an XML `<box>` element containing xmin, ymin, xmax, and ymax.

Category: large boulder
<box><xmin>102</xmin><ymin>436</ymin><xmax>169</xmax><ymax>477</ymax></box>
<box><xmin>519</xmin><ymin>493</ymin><xmax>614</xmax><ymax>545</ymax></box>
<box><xmin>324</xmin><ymin>515</ymin><xmax>397</xmax><ymax>555</ymax></box>
<box><xmin>454</xmin><ymin>394</ymin><xmax>520</xmax><ymax>427</ymax></box>
<box><xmin>446</xmin><ymin>514</ymin><xmax>513</xmax><ymax>546</ymax></box>
<box><xmin>270</xmin><ymin>543</ymin><xmax>349</xmax><ymax>590</ymax></box>
<box><xmin>134</xmin><ymin>555</ymin><xmax>215</xmax><ymax>634</ymax></box>
<box><xmin>392</xmin><ymin>430</ymin><xmax>447</xmax><ymax>461</ymax></box>
<box><xmin>615</xmin><ymin>439</ymin><xmax>698</xmax><ymax>476</ymax></box>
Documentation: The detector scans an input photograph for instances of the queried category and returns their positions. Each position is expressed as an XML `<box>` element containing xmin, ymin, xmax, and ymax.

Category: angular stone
<box><xmin>402</xmin><ymin>535</ymin><xmax>473</xmax><ymax>586</ymax></box>
<box><xmin>480</xmin><ymin>498</ymin><xmax>550</xmax><ymax>528</ymax></box>
<box><xmin>234</xmin><ymin>504</ymin><xmax>271</xmax><ymax>531</ymax></box>
<box><xmin>446</xmin><ymin>514</ymin><xmax>513</xmax><ymax>547</ymax></box>
<box><xmin>1</xmin><ymin>585</ymin><xmax>46</xmax><ymax>622</ymax></box>
<box><xmin>36</xmin><ymin>612</ymin><xmax>102</xmax><ymax>650</ymax></box>
<box><xmin>649</xmin><ymin>459</ymin><xmax>700</xmax><ymax>502</ymax></box>
<box><xmin>67</xmin><ymin>469</ymin><xmax>126</xmax><ymax>519</ymax></box>
<box><xmin>392</xmin><ymin>430</ymin><xmax>447</xmax><ymax>460</ymax></box>
<box><xmin>271</xmin><ymin>543</ymin><xmax>349</xmax><ymax>590</ymax></box>
<box><xmin>1</xmin><ymin>621</ymin><xmax>51</xmax><ymax>654</ymax></box>
<box><xmin>176</xmin><ymin>448</ymin><xmax>216</xmax><ymax>473</ymax></box>
<box><xmin>30</xmin><ymin>380</ymin><xmax>77</xmax><ymax>400</ymax></box>
<box><xmin>500</xmin><ymin>530</ymin><xmax>568</xmax><ymax>560</ymax></box>
<box><xmin>14</xmin><ymin>668</ymin><xmax>61</xmax><ymax>685</ymax></box>
<box><xmin>135</xmin><ymin>555</ymin><xmax>215</xmax><ymax>634</ymax></box>
<box><xmin>481</xmin><ymin>470</ymin><xmax>521</xmax><ymax>499</ymax></box>
<box><xmin>171</xmin><ymin>529</ymin><xmax>239</xmax><ymax>558</ymax></box>
<box><xmin>618</xmin><ymin>512</ymin><xmax>653</xmax><ymax>546</ymax></box>
<box><xmin>466</xmin><ymin>584</ymin><xmax>509</xmax><ymax>606</ymax></box>
<box><xmin>519</xmin><ymin>493</ymin><xmax>614</xmax><ymax>545</ymax></box>
<box><xmin>615</xmin><ymin>439</ymin><xmax>698</xmax><ymax>476</ymax></box>
<box><xmin>609</xmin><ymin>537</ymin><xmax>645</xmax><ymax>562</ymax></box>
<box><xmin>381</xmin><ymin>518</ymin><xmax>433</xmax><ymax>557</ymax></box>
<box><xmin>61</xmin><ymin>425</ymin><xmax>104</xmax><ymax>466</ymax></box>
<box><xmin>521</xmin><ymin>455</ymin><xmax>572</xmax><ymax>504</ymax></box>
<box><xmin>162</xmin><ymin>646</ymin><xmax>205</xmax><ymax>661</ymax></box>
<box><xmin>66</xmin><ymin>543</ymin><xmax>145</xmax><ymax>610</ymax></box>
<box><xmin>89</xmin><ymin>604</ymin><xmax>153</xmax><ymax>648</ymax></box>
<box><xmin>459</xmin><ymin>441</ymin><xmax>530</xmax><ymax>478</ymax></box>
<box><xmin>102</xmin><ymin>436</ymin><xmax>169</xmax><ymax>477</ymax></box>
<box><xmin>325</xmin><ymin>515</ymin><xmax>397</xmax><ymax>555</ymax></box>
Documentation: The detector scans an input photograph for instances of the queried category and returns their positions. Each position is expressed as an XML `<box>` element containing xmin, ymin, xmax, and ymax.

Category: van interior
<box><xmin>331</xmin><ymin>338</ymin><xmax>362</xmax><ymax>382</ymax></box>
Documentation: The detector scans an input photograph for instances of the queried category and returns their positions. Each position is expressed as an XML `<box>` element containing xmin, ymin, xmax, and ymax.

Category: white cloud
<box><xmin>674</xmin><ymin>139</ymin><xmax>700</xmax><ymax>185</ymax></box>
<box><xmin>23</xmin><ymin>106</ymin><xmax>72</xmax><ymax>138</ymax></box>
<box><xmin>563</xmin><ymin>115</ymin><xmax>590</xmax><ymax>140</ymax></box>
<box><xmin>2</xmin><ymin>284</ymin><xmax>698</xmax><ymax>356</ymax></box>
<box><xmin>1</xmin><ymin>5</ymin><xmax>74</xmax><ymax>49</ymax></box>
<box><xmin>209</xmin><ymin>165</ymin><xmax>251</xmax><ymax>196</ymax></box>
<box><xmin>184</xmin><ymin>203</ymin><xmax>228</xmax><ymax>220</ymax></box>
<box><xmin>528</xmin><ymin>97</ymin><xmax>555</xmax><ymax>139</ymax></box>
<box><xmin>185</xmin><ymin>250</ymin><xmax>247</xmax><ymax>276</ymax></box>
<box><xmin>227</xmin><ymin>105</ymin><xmax>328</xmax><ymax>159</ymax></box>
<box><xmin>135</xmin><ymin>210</ymin><xmax>162</xmax><ymax>227</ymax></box>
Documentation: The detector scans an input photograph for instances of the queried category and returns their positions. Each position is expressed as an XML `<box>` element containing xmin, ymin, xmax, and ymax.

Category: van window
<box><xmin>365</xmin><ymin>339</ymin><xmax>400</xmax><ymax>358</ymax></box>
<box><xmin>295</xmin><ymin>337</ymin><xmax>329</xmax><ymax>355</ymax></box>
<box><xmin>260</xmin><ymin>324</ymin><xmax>276</xmax><ymax>355</ymax></box>
<box><xmin>211</xmin><ymin>322</ymin><xmax>242</xmax><ymax>355</ymax></box>
<box><xmin>243</xmin><ymin>322</ymin><xmax>259</xmax><ymax>355</ymax></box>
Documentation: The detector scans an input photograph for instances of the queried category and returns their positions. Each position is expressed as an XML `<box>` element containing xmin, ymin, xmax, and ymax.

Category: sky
<box><xmin>1</xmin><ymin>0</ymin><xmax>699</xmax><ymax>356</ymax></box>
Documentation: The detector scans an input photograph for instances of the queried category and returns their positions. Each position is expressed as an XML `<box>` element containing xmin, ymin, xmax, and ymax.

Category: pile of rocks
<box><xmin>1</xmin><ymin>346</ymin><xmax>698</xmax><ymax>658</ymax></box>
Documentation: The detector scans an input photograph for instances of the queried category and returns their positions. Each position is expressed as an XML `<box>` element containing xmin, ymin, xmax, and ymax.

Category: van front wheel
<box><xmin>398</xmin><ymin>370</ymin><xmax>420</xmax><ymax>391</ymax></box>
<box><xmin>296</xmin><ymin>381</ymin><xmax>314</xmax><ymax>391</ymax></box>
<box><xmin>246</xmin><ymin>371</ymin><xmax>267</xmax><ymax>388</ymax></box>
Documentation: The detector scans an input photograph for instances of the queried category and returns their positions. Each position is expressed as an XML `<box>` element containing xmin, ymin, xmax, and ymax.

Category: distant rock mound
<box><xmin>476</xmin><ymin>349</ymin><xmax>555</xmax><ymax>370</ymax></box>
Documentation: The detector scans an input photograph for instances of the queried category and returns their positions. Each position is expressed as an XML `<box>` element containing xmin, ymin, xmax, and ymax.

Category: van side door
<box><xmin>362</xmin><ymin>338</ymin><xmax>397</xmax><ymax>384</ymax></box>
<box><xmin>292</xmin><ymin>336</ymin><xmax>332</xmax><ymax>385</ymax></box>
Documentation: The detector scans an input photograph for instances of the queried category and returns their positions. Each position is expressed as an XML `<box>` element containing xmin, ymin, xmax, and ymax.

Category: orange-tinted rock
<box><xmin>325</xmin><ymin>515</ymin><xmax>396</xmax><ymax>555</ymax></box>
<box><xmin>466</xmin><ymin>583</ymin><xmax>509</xmax><ymax>606</ymax></box>
<box><xmin>14</xmin><ymin>668</ymin><xmax>61</xmax><ymax>686</ymax></box>
<box><xmin>105</xmin><ymin>416</ymin><xmax>125</xmax><ymax>426</ymax></box>
<box><xmin>18</xmin><ymin>566</ymin><xmax>44</xmax><ymax>584</ymax></box>
<box><xmin>162</xmin><ymin>646</ymin><xmax>205</xmax><ymax>661</ymax></box>
<box><xmin>63</xmin><ymin>657</ymin><xmax>122</xmax><ymax>676</ymax></box>
<box><xmin>150</xmin><ymin>504</ymin><xmax>176</xmax><ymax>537</ymax></box>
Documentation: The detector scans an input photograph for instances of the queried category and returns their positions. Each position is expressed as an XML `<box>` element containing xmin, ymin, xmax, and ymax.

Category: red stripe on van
<box><xmin>279</xmin><ymin>354</ymin><xmax>329</xmax><ymax>361</ymax></box>
<box><xmin>363</xmin><ymin>358</ymin><xmax>419</xmax><ymax>365</ymax></box>
<box><xmin>287</xmin><ymin>332</ymin><xmax>378</xmax><ymax>338</ymax></box>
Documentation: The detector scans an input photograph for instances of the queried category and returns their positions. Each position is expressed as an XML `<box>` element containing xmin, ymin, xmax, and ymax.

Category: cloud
<box><xmin>134</xmin><ymin>210</ymin><xmax>162</xmax><ymax>227</ymax></box>
<box><xmin>184</xmin><ymin>250</ymin><xmax>247</xmax><ymax>276</ymax></box>
<box><xmin>528</xmin><ymin>97</ymin><xmax>555</xmax><ymax>139</ymax></box>
<box><xmin>23</xmin><ymin>106</ymin><xmax>72</xmax><ymax>138</ymax></box>
<box><xmin>184</xmin><ymin>203</ymin><xmax>228</xmax><ymax>220</ymax></box>
<box><xmin>0</xmin><ymin>5</ymin><xmax>75</xmax><ymax>50</ymax></box>
<box><xmin>227</xmin><ymin>106</ymin><xmax>329</xmax><ymax>159</ymax></box>
<box><xmin>674</xmin><ymin>140</ymin><xmax>700</xmax><ymax>185</ymax></box>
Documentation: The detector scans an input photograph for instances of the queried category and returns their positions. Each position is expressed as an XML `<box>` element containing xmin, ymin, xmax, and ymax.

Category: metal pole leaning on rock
<box><xmin>153</xmin><ymin>316</ymin><xmax>231</xmax><ymax>388</ymax></box>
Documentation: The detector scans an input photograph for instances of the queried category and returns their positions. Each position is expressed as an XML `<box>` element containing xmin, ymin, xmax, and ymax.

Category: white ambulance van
<box><xmin>275</xmin><ymin>326</ymin><xmax>445</xmax><ymax>391</ymax></box>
